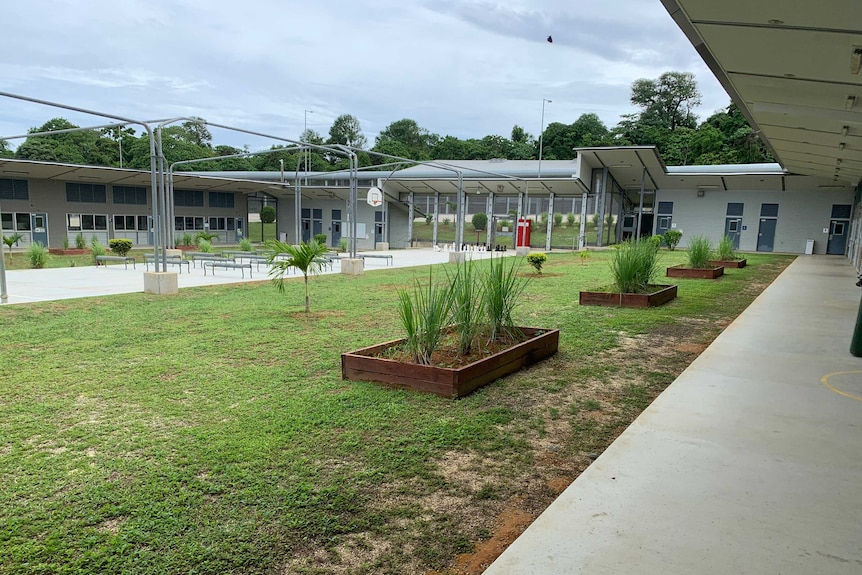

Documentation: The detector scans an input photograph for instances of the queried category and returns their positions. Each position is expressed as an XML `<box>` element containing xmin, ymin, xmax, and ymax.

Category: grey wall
<box><xmin>654</xmin><ymin>188</ymin><xmax>855</xmax><ymax>254</ymax></box>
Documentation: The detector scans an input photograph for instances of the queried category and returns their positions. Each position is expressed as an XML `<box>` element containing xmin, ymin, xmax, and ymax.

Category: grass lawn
<box><xmin>0</xmin><ymin>251</ymin><xmax>794</xmax><ymax>574</ymax></box>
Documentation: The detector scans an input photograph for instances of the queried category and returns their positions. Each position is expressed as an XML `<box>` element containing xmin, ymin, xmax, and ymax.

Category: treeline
<box><xmin>0</xmin><ymin>71</ymin><xmax>772</xmax><ymax>171</ymax></box>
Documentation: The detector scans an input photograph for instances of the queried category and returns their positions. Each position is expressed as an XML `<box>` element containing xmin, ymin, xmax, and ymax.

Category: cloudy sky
<box><xmin>0</xmin><ymin>0</ymin><xmax>731</xmax><ymax>151</ymax></box>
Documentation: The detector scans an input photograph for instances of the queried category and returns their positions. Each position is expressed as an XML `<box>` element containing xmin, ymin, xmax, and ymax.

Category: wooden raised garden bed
<box><xmin>48</xmin><ymin>248</ymin><xmax>89</xmax><ymax>256</ymax></box>
<box><xmin>342</xmin><ymin>327</ymin><xmax>559</xmax><ymax>398</ymax></box>
<box><xmin>579</xmin><ymin>284</ymin><xmax>678</xmax><ymax>308</ymax></box>
<box><xmin>666</xmin><ymin>264</ymin><xmax>725</xmax><ymax>279</ymax></box>
<box><xmin>708</xmin><ymin>258</ymin><xmax>746</xmax><ymax>269</ymax></box>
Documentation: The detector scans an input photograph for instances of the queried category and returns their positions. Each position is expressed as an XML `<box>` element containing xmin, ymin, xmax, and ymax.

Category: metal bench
<box><xmin>144</xmin><ymin>254</ymin><xmax>190</xmax><ymax>274</ymax></box>
<box><xmin>95</xmin><ymin>255</ymin><xmax>136</xmax><ymax>269</ymax></box>
<box><xmin>188</xmin><ymin>254</ymin><xmax>234</xmax><ymax>268</ymax></box>
<box><xmin>202</xmin><ymin>261</ymin><xmax>253</xmax><ymax>278</ymax></box>
<box><xmin>232</xmin><ymin>254</ymin><xmax>269</xmax><ymax>270</ymax></box>
<box><xmin>359</xmin><ymin>254</ymin><xmax>393</xmax><ymax>266</ymax></box>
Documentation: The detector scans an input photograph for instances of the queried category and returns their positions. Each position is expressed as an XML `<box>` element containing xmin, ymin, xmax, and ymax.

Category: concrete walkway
<box><xmin>0</xmin><ymin>247</ymin><xmax>508</xmax><ymax>305</ymax></box>
<box><xmin>485</xmin><ymin>255</ymin><xmax>862</xmax><ymax>574</ymax></box>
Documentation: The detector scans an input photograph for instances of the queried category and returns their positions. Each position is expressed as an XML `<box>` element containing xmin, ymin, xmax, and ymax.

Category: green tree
<box><xmin>260</xmin><ymin>205</ymin><xmax>276</xmax><ymax>224</ymax></box>
<box><xmin>15</xmin><ymin>118</ymin><xmax>114</xmax><ymax>165</ymax></box>
<box><xmin>0</xmin><ymin>139</ymin><xmax>12</xmax><ymax>158</ymax></box>
<box><xmin>266</xmin><ymin>239</ymin><xmax>330</xmax><ymax>313</ymax></box>
<box><xmin>327</xmin><ymin>114</ymin><xmax>367</xmax><ymax>149</ymax></box>
<box><xmin>374</xmin><ymin>119</ymin><xmax>439</xmax><ymax>160</ymax></box>
<box><xmin>471</xmin><ymin>212</ymin><xmax>488</xmax><ymax>242</ymax></box>
<box><xmin>630</xmin><ymin>71</ymin><xmax>701</xmax><ymax>131</ymax></box>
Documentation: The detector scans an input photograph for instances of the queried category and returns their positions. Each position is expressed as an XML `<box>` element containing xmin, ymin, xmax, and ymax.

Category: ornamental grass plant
<box><xmin>717</xmin><ymin>235</ymin><xmax>737</xmax><ymax>261</ymax></box>
<box><xmin>397</xmin><ymin>268</ymin><xmax>454</xmax><ymax>365</ymax></box>
<box><xmin>687</xmin><ymin>235</ymin><xmax>713</xmax><ymax>269</ymax></box>
<box><xmin>610</xmin><ymin>239</ymin><xmax>661</xmax><ymax>294</ymax></box>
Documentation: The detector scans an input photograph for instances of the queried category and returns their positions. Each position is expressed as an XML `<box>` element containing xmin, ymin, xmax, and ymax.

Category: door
<box><xmin>301</xmin><ymin>208</ymin><xmax>311</xmax><ymax>242</ymax></box>
<box><xmin>655</xmin><ymin>201</ymin><xmax>673</xmax><ymax>237</ymax></box>
<box><xmin>826</xmin><ymin>220</ymin><xmax>848</xmax><ymax>255</ymax></box>
<box><xmin>331</xmin><ymin>209</ymin><xmax>342</xmax><ymax>247</ymax></box>
<box><xmin>312</xmin><ymin>209</ymin><xmax>323</xmax><ymax>240</ymax></box>
<box><xmin>374</xmin><ymin>211</ymin><xmax>385</xmax><ymax>244</ymax></box>
<box><xmin>757</xmin><ymin>218</ymin><xmax>776</xmax><ymax>252</ymax></box>
<box><xmin>31</xmin><ymin>213</ymin><xmax>48</xmax><ymax>246</ymax></box>
<box><xmin>724</xmin><ymin>218</ymin><xmax>742</xmax><ymax>249</ymax></box>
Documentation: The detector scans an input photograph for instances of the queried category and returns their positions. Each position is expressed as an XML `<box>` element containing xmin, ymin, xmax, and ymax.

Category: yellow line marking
<box><xmin>821</xmin><ymin>371</ymin><xmax>862</xmax><ymax>402</ymax></box>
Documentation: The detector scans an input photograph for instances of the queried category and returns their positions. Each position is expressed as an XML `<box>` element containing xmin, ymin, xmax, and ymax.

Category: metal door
<box><xmin>756</xmin><ymin>218</ymin><xmax>776</xmax><ymax>252</ymax></box>
<box><xmin>31</xmin><ymin>213</ymin><xmax>48</xmax><ymax>246</ymax></box>
<box><xmin>826</xmin><ymin>220</ymin><xmax>848</xmax><ymax>255</ymax></box>
<box><xmin>301</xmin><ymin>208</ymin><xmax>311</xmax><ymax>242</ymax></box>
<box><xmin>724</xmin><ymin>218</ymin><xmax>742</xmax><ymax>249</ymax></box>
<box><xmin>374</xmin><ymin>211</ymin><xmax>385</xmax><ymax>244</ymax></box>
<box><xmin>655</xmin><ymin>201</ymin><xmax>673</xmax><ymax>237</ymax></box>
<box><xmin>331</xmin><ymin>210</ymin><xmax>342</xmax><ymax>247</ymax></box>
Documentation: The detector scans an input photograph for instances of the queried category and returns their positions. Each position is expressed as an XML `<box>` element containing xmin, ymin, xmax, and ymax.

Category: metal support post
<box><xmin>546</xmin><ymin>191</ymin><xmax>555</xmax><ymax>251</ymax></box>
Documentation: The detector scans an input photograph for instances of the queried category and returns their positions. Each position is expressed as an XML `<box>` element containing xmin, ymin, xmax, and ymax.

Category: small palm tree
<box><xmin>266</xmin><ymin>239</ymin><xmax>330</xmax><ymax>313</ymax></box>
<box><xmin>3</xmin><ymin>233</ymin><xmax>23</xmax><ymax>261</ymax></box>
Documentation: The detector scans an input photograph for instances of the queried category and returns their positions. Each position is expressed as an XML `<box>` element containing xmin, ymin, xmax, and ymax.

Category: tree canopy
<box><xmin>6</xmin><ymin>71</ymin><xmax>771</xmax><ymax>171</ymax></box>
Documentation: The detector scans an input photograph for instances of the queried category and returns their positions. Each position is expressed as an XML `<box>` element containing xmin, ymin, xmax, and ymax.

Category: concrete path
<box><xmin>485</xmin><ymin>255</ymin><xmax>862</xmax><ymax>574</ymax></box>
<box><xmin>0</xmin><ymin>247</ymin><xmax>509</xmax><ymax>305</ymax></box>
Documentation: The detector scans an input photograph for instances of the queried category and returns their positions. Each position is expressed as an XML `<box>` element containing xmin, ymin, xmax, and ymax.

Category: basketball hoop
<box><xmin>366</xmin><ymin>187</ymin><xmax>383</xmax><ymax>207</ymax></box>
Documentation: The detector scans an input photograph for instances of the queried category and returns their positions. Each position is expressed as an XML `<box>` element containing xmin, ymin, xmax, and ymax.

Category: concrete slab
<box><xmin>485</xmin><ymin>255</ymin><xmax>862</xmax><ymax>575</ymax></box>
<box><xmin>0</xmin><ymin>248</ymin><xmax>513</xmax><ymax>305</ymax></box>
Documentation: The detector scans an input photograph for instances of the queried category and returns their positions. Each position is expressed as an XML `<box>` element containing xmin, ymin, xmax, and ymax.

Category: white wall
<box><xmin>654</xmin><ymin>188</ymin><xmax>855</xmax><ymax>254</ymax></box>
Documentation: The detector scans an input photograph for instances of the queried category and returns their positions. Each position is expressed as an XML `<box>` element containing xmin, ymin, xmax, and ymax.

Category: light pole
<box><xmin>528</xmin><ymin>98</ymin><xmax>551</xmax><ymax>222</ymax></box>
<box><xmin>303</xmin><ymin>109</ymin><xmax>313</xmax><ymax>183</ymax></box>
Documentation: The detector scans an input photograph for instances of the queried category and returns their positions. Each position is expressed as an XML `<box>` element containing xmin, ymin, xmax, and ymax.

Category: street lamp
<box><xmin>528</xmin><ymin>98</ymin><xmax>552</xmax><ymax>220</ymax></box>
<box><xmin>304</xmin><ymin>109</ymin><xmax>314</xmax><ymax>183</ymax></box>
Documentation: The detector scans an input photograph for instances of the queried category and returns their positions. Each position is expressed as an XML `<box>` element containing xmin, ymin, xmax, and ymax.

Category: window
<box><xmin>833</xmin><ymin>222</ymin><xmax>846</xmax><ymax>235</ymax></box>
<box><xmin>831</xmin><ymin>204</ymin><xmax>852</xmax><ymax>219</ymax></box>
<box><xmin>176</xmin><ymin>216</ymin><xmax>205</xmax><ymax>231</ymax></box>
<box><xmin>728</xmin><ymin>220</ymin><xmax>740</xmax><ymax>233</ymax></box>
<box><xmin>726</xmin><ymin>203</ymin><xmax>744</xmax><ymax>217</ymax></box>
<box><xmin>112</xmin><ymin>186</ymin><xmax>147</xmax><ymax>205</ymax></box>
<box><xmin>208</xmin><ymin>192</ymin><xmax>235</xmax><ymax>208</ymax></box>
<box><xmin>114</xmin><ymin>215</ymin><xmax>139</xmax><ymax>231</ymax></box>
<box><xmin>0</xmin><ymin>179</ymin><xmax>29</xmax><ymax>201</ymax></box>
<box><xmin>67</xmin><ymin>213</ymin><xmax>107</xmax><ymax>231</ymax></box>
<box><xmin>1</xmin><ymin>213</ymin><xmax>12</xmax><ymax>230</ymax></box>
<box><xmin>760</xmin><ymin>203</ymin><xmax>779</xmax><ymax>218</ymax></box>
<box><xmin>658</xmin><ymin>216</ymin><xmax>671</xmax><ymax>229</ymax></box>
<box><xmin>209</xmin><ymin>217</ymin><xmax>227</xmax><ymax>230</ymax></box>
<box><xmin>66</xmin><ymin>183</ymin><xmax>107</xmax><ymax>203</ymax></box>
<box><xmin>16</xmin><ymin>213</ymin><xmax>31</xmax><ymax>231</ymax></box>
<box><xmin>138</xmin><ymin>216</ymin><xmax>149</xmax><ymax>231</ymax></box>
<box><xmin>174</xmin><ymin>189</ymin><xmax>204</xmax><ymax>207</ymax></box>
<box><xmin>657</xmin><ymin>201</ymin><xmax>673</xmax><ymax>215</ymax></box>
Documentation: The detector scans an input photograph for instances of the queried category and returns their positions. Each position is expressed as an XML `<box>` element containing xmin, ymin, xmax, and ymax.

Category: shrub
<box><xmin>314</xmin><ymin>233</ymin><xmax>327</xmax><ymax>245</ymax></box>
<box><xmin>663</xmin><ymin>229</ymin><xmax>682</xmax><ymax>251</ymax></box>
<box><xmin>471</xmin><ymin>212</ymin><xmax>488</xmax><ymax>232</ymax></box>
<box><xmin>239</xmin><ymin>238</ymin><xmax>253</xmax><ymax>252</ymax></box>
<box><xmin>75</xmin><ymin>232</ymin><xmax>86</xmax><ymax>249</ymax></box>
<box><xmin>590</xmin><ymin>213</ymin><xmax>599</xmax><ymax>226</ymax></box>
<box><xmin>553</xmin><ymin>213</ymin><xmax>563</xmax><ymax>227</ymax></box>
<box><xmin>180</xmin><ymin>233</ymin><xmax>194</xmax><ymax>247</ymax></box>
<box><xmin>526</xmin><ymin>252</ymin><xmax>548</xmax><ymax>274</ymax></box>
<box><xmin>648</xmin><ymin>234</ymin><xmax>664</xmax><ymax>250</ymax></box>
<box><xmin>567</xmin><ymin>213</ymin><xmax>577</xmax><ymax>227</ymax></box>
<box><xmin>62</xmin><ymin>238</ymin><xmax>69</xmax><ymax>249</ymax></box>
<box><xmin>109</xmin><ymin>238</ymin><xmax>133</xmax><ymax>256</ymax></box>
<box><xmin>90</xmin><ymin>237</ymin><xmax>106</xmax><ymax>264</ymax></box>
<box><xmin>197</xmin><ymin>240</ymin><xmax>212</xmax><ymax>253</ymax></box>
<box><xmin>442</xmin><ymin>217</ymin><xmax>451</xmax><ymax>226</ymax></box>
<box><xmin>446</xmin><ymin>260</ymin><xmax>484</xmax><ymax>356</ymax></box>
<box><xmin>539</xmin><ymin>212</ymin><xmax>549</xmax><ymax>226</ymax></box>
<box><xmin>425</xmin><ymin>213</ymin><xmax>433</xmax><ymax>225</ymax></box>
<box><xmin>687</xmin><ymin>235</ymin><xmax>713</xmax><ymax>269</ymax></box>
<box><xmin>260</xmin><ymin>205</ymin><xmax>276</xmax><ymax>224</ymax></box>
<box><xmin>339</xmin><ymin>238</ymin><xmax>348</xmax><ymax>252</ymax></box>
<box><xmin>397</xmin><ymin>269</ymin><xmax>454</xmax><ymax>365</ymax></box>
<box><xmin>579</xmin><ymin>249</ymin><xmax>591</xmax><ymax>264</ymax></box>
<box><xmin>610</xmin><ymin>239</ymin><xmax>661</xmax><ymax>294</ymax></box>
<box><xmin>25</xmin><ymin>242</ymin><xmax>49</xmax><ymax>269</ymax></box>
<box><xmin>195</xmin><ymin>231</ymin><xmax>218</xmax><ymax>245</ymax></box>
<box><xmin>498</xmin><ymin>219</ymin><xmax>511</xmax><ymax>230</ymax></box>
<box><xmin>717</xmin><ymin>235</ymin><xmax>737</xmax><ymax>261</ymax></box>
<box><xmin>484</xmin><ymin>256</ymin><xmax>529</xmax><ymax>342</ymax></box>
